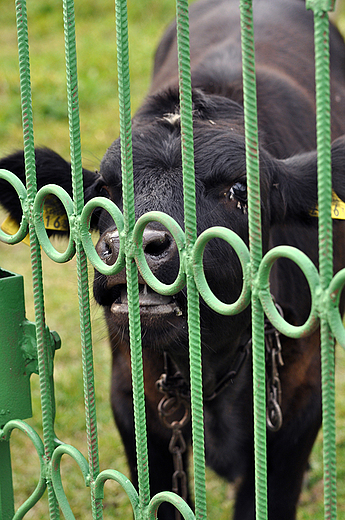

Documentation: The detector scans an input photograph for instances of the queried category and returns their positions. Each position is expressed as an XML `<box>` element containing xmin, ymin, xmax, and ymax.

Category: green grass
<box><xmin>0</xmin><ymin>0</ymin><xmax>177</xmax><ymax>162</ymax></box>
<box><xmin>1</xmin><ymin>0</ymin><xmax>345</xmax><ymax>518</ymax></box>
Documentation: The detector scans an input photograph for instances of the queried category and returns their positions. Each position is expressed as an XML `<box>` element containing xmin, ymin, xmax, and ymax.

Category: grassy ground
<box><xmin>1</xmin><ymin>0</ymin><xmax>345</xmax><ymax>518</ymax></box>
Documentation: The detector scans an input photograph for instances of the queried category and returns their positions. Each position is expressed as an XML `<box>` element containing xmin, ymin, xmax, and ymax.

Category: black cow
<box><xmin>1</xmin><ymin>0</ymin><xmax>345</xmax><ymax>519</ymax></box>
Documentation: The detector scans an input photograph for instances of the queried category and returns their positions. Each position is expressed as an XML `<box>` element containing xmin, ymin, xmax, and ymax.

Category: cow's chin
<box><xmin>110</xmin><ymin>283</ymin><xmax>182</xmax><ymax>315</ymax></box>
<box><xmin>105</xmin><ymin>284</ymin><xmax>187</xmax><ymax>350</ymax></box>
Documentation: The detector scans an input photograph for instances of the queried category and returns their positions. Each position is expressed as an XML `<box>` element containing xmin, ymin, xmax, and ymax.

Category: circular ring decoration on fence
<box><xmin>133</xmin><ymin>211</ymin><xmax>186</xmax><ymax>295</ymax></box>
<box><xmin>192</xmin><ymin>226</ymin><xmax>251</xmax><ymax>315</ymax></box>
<box><xmin>95</xmin><ymin>469</ymin><xmax>139</xmax><ymax>514</ymax></box>
<box><xmin>33</xmin><ymin>185</ymin><xmax>75</xmax><ymax>263</ymax></box>
<box><xmin>0</xmin><ymin>169</ymin><xmax>29</xmax><ymax>244</ymax></box>
<box><xmin>147</xmin><ymin>491</ymin><xmax>196</xmax><ymax>520</ymax></box>
<box><xmin>80</xmin><ymin>197</ymin><xmax>125</xmax><ymax>275</ymax></box>
<box><xmin>258</xmin><ymin>245</ymin><xmax>320</xmax><ymax>338</ymax></box>
<box><xmin>327</xmin><ymin>267</ymin><xmax>345</xmax><ymax>349</ymax></box>
<box><xmin>51</xmin><ymin>444</ymin><xmax>90</xmax><ymax>518</ymax></box>
<box><xmin>1</xmin><ymin>420</ymin><xmax>46</xmax><ymax>516</ymax></box>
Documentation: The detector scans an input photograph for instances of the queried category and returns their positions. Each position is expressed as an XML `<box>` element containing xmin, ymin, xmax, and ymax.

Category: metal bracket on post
<box><xmin>0</xmin><ymin>268</ymin><xmax>60</xmax><ymax>520</ymax></box>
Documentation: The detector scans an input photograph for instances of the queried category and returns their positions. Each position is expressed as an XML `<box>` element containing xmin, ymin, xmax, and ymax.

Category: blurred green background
<box><xmin>1</xmin><ymin>0</ymin><xmax>345</xmax><ymax>518</ymax></box>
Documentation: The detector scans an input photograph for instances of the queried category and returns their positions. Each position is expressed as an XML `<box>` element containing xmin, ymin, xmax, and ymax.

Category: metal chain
<box><xmin>156</xmin><ymin>353</ymin><xmax>190</xmax><ymax>520</ymax></box>
<box><xmin>156</xmin><ymin>307</ymin><xmax>285</xmax><ymax>520</ymax></box>
<box><xmin>265</xmin><ymin>303</ymin><xmax>284</xmax><ymax>432</ymax></box>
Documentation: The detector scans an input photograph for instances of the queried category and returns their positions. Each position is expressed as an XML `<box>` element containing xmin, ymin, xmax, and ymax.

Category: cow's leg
<box><xmin>232</xmin><ymin>459</ymin><xmax>255</xmax><ymax>520</ymax></box>
<box><xmin>110</xmin><ymin>349</ymin><xmax>192</xmax><ymax>520</ymax></box>
<box><xmin>233</xmin><ymin>398</ymin><xmax>321</xmax><ymax>520</ymax></box>
<box><xmin>266</xmin><ymin>401</ymin><xmax>322</xmax><ymax>520</ymax></box>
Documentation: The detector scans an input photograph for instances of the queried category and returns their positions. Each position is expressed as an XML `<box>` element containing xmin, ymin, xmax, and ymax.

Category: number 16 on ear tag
<box><xmin>1</xmin><ymin>196</ymin><xmax>69</xmax><ymax>246</ymax></box>
<box><xmin>310</xmin><ymin>191</ymin><xmax>345</xmax><ymax>219</ymax></box>
<box><xmin>330</xmin><ymin>192</ymin><xmax>345</xmax><ymax>219</ymax></box>
<box><xmin>43</xmin><ymin>198</ymin><xmax>69</xmax><ymax>231</ymax></box>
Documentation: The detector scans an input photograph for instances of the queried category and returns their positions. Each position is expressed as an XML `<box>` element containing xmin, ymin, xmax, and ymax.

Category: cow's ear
<box><xmin>268</xmin><ymin>135</ymin><xmax>345</xmax><ymax>225</ymax></box>
<box><xmin>0</xmin><ymin>148</ymin><xmax>102</xmax><ymax>233</ymax></box>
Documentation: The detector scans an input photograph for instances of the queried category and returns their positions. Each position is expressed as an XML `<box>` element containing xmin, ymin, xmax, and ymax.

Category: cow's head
<box><xmin>1</xmin><ymin>89</ymin><xmax>345</xmax><ymax>394</ymax></box>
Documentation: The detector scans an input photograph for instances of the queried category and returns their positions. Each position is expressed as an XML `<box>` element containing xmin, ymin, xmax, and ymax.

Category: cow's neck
<box><xmin>203</xmin><ymin>329</ymin><xmax>252</xmax><ymax>401</ymax></box>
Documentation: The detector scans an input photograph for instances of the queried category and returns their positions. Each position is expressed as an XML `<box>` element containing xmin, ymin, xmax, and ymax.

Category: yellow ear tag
<box><xmin>1</xmin><ymin>196</ymin><xmax>69</xmax><ymax>246</ymax></box>
<box><xmin>1</xmin><ymin>215</ymin><xmax>31</xmax><ymax>246</ymax></box>
<box><xmin>42</xmin><ymin>196</ymin><xmax>69</xmax><ymax>232</ymax></box>
<box><xmin>310</xmin><ymin>191</ymin><xmax>345</xmax><ymax>219</ymax></box>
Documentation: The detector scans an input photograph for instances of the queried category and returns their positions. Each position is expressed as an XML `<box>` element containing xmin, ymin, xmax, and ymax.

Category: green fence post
<box><xmin>0</xmin><ymin>440</ymin><xmax>14</xmax><ymax>520</ymax></box>
<box><xmin>0</xmin><ymin>269</ymin><xmax>32</xmax><ymax>520</ymax></box>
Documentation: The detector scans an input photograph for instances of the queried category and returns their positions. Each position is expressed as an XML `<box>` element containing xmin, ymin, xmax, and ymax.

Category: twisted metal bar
<box><xmin>62</xmin><ymin>1</ymin><xmax>102</xmax><ymax>517</ymax></box>
<box><xmin>15</xmin><ymin>1</ymin><xmax>60</xmax><ymax>517</ymax></box>
<box><xmin>239</xmin><ymin>2</ymin><xmax>267</xmax><ymax>519</ymax></box>
<box><xmin>175</xmin><ymin>1</ymin><xmax>207</xmax><ymax>518</ymax></box>
<box><xmin>308</xmin><ymin>1</ymin><xmax>337</xmax><ymax>517</ymax></box>
<box><xmin>115</xmin><ymin>0</ymin><xmax>150</xmax><ymax>512</ymax></box>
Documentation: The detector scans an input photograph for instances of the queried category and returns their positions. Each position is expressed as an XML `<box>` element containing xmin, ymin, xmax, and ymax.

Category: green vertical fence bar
<box><xmin>175</xmin><ymin>1</ymin><xmax>207</xmax><ymax>519</ymax></box>
<box><xmin>239</xmin><ymin>2</ymin><xmax>267</xmax><ymax>520</ymax></box>
<box><xmin>307</xmin><ymin>1</ymin><xmax>338</xmax><ymax>519</ymax></box>
<box><xmin>62</xmin><ymin>0</ymin><xmax>102</xmax><ymax>517</ymax></box>
<box><xmin>115</xmin><ymin>0</ymin><xmax>151</xmax><ymax>515</ymax></box>
<box><xmin>14</xmin><ymin>1</ymin><xmax>60</xmax><ymax>517</ymax></box>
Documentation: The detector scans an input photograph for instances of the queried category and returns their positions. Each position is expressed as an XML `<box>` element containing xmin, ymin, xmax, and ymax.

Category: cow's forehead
<box><xmin>101</xmin><ymin>118</ymin><xmax>248</xmax><ymax>190</ymax></box>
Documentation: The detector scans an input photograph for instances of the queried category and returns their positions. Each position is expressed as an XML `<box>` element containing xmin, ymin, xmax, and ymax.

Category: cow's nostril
<box><xmin>141</xmin><ymin>229</ymin><xmax>179</xmax><ymax>284</ymax></box>
<box><xmin>102</xmin><ymin>241</ymin><xmax>113</xmax><ymax>258</ymax></box>
<box><xmin>99</xmin><ymin>238</ymin><xmax>115</xmax><ymax>261</ymax></box>
<box><xmin>144</xmin><ymin>234</ymin><xmax>171</xmax><ymax>257</ymax></box>
<box><xmin>97</xmin><ymin>230</ymin><xmax>120</xmax><ymax>266</ymax></box>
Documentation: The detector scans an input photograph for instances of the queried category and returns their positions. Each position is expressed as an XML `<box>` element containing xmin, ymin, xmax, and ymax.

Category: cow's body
<box><xmin>101</xmin><ymin>4</ymin><xmax>345</xmax><ymax>517</ymax></box>
<box><xmin>1</xmin><ymin>1</ymin><xmax>345</xmax><ymax>519</ymax></box>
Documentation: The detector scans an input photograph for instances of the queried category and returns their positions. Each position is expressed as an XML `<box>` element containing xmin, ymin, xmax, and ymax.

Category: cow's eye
<box><xmin>225</xmin><ymin>181</ymin><xmax>247</xmax><ymax>213</ymax></box>
<box><xmin>230</xmin><ymin>181</ymin><xmax>247</xmax><ymax>203</ymax></box>
<box><xmin>99</xmin><ymin>185</ymin><xmax>111</xmax><ymax>199</ymax></box>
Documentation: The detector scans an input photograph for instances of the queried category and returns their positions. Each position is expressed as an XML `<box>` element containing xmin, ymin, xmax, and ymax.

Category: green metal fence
<box><xmin>0</xmin><ymin>0</ymin><xmax>344</xmax><ymax>518</ymax></box>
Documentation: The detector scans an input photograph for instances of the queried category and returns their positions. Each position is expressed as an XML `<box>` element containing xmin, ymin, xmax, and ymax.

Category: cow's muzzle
<box><xmin>96</xmin><ymin>227</ymin><xmax>183</xmax><ymax>317</ymax></box>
